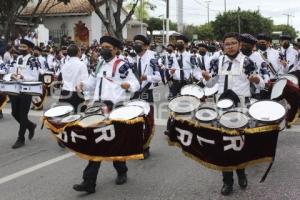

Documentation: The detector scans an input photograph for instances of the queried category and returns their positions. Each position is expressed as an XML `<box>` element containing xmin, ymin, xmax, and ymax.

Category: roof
<box><xmin>22</xmin><ymin>0</ymin><xmax>127</xmax><ymax>17</ymax></box>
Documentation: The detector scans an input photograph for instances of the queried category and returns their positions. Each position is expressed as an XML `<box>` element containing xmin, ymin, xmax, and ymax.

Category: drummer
<box><xmin>74</xmin><ymin>36</ymin><xmax>140</xmax><ymax>194</ymax></box>
<box><xmin>9</xmin><ymin>39</ymin><xmax>40</xmax><ymax>149</ymax></box>
<box><xmin>131</xmin><ymin>34</ymin><xmax>161</xmax><ymax>158</ymax></box>
<box><xmin>202</xmin><ymin>32</ymin><xmax>265</xmax><ymax>196</ymax></box>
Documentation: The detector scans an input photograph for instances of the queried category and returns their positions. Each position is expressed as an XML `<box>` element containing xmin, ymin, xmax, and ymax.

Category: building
<box><xmin>21</xmin><ymin>0</ymin><xmax>129</xmax><ymax>45</ymax></box>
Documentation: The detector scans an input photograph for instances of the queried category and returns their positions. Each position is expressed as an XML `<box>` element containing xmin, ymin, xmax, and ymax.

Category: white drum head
<box><xmin>220</xmin><ymin>111</ymin><xmax>249</xmax><ymax>129</ymax></box>
<box><xmin>195</xmin><ymin>108</ymin><xmax>218</xmax><ymax>122</ymax></box>
<box><xmin>126</xmin><ymin>100</ymin><xmax>150</xmax><ymax>115</ymax></box>
<box><xmin>44</xmin><ymin>105</ymin><xmax>74</xmax><ymax>118</ymax></box>
<box><xmin>78</xmin><ymin>114</ymin><xmax>106</xmax><ymax>128</ymax></box>
<box><xmin>271</xmin><ymin>79</ymin><xmax>287</xmax><ymax>99</ymax></box>
<box><xmin>281</xmin><ymin>74</ymin><xmax>298</xmax><ymax>86</ymax></box>
<box><xmin>85</xmin><ymin>106</ymin><xmax>102</xmax><ymax>115</ymax></box>
<box><xmin>109</xmin><ymin>105</ymin><xmax>144</xmax><ymax>120</ymax></box>
<box><xmin>180</xmin><ymin>84</ymin><xmax>204</xmax><ymax>99</ymax></box>
<box><xmin>61</xmin><ymin>114</ymin><xmax>81</xmax><ymax>124</ymax></box>
<box><xmin>168</xmin><ymin>96</ymin><xmax>201</xmax><ymax>114</ymax></box>
<box><xmin>217</xmin><ymin>99</ymin><xmax>233</xmax><ymax>109</ymax></box>
<box><xmin>21</xmin><ymin>81</ymin><xmax>43</xmax><ymax>85</ymax></box>
<box><xmin>248</xmin><ymin>100</ymin><xmax>286</xmax><ymax>122</ymax></box>
<box><xmin>204</xmin><ymin>83</ymin><xmax>219</xmax><ymax>97</ymax></box>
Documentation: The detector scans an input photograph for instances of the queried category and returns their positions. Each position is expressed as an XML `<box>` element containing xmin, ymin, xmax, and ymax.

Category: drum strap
<box><xmin>260</xmin><ymin>158</ymin><xmax>274</xmax><ymax>183</ymax></box>
<box><xmin>112</xmin><ymin>59</ymin><xmax>122</xmax><ymax>77</ymax></box>
<box><xmin>95</xmin><ymin>60</ymin><xmax>105</xmax><ymax>76</ymax></box>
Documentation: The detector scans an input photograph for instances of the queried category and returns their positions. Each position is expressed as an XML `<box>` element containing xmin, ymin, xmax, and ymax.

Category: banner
<box><xmin>45</xmin><ymin>117</ymin><xmax>145</xmax><ymax>161</ymax></box>
<box><xmin>165</xmin><ymin>118</ymin><xmax>280</xmax><ymax>171</ymax></box>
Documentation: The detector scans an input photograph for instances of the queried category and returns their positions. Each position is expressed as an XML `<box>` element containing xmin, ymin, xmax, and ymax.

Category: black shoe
<box><xmin>28</xmin><ymin>123</ymin><xmax>37</xmax><ymax>140</ymax></box>
<box><xmin>143</xmin><ymin>149</ymin><xmax>150</xmax><ymax>160</ymax></box>
<box><xmin>12</xmin><ymin>140</ymin><xmax>25</xmax><ymax>149</ymax></box>
<box><xmin>115</xmin><ymin>173</ymin><xmax>127</xmax><ymax>185</ymax></box>
<box><xmin>73</xmin><ymin>181</ymin><xmax>95</xmax><ymax>194</ymax></box>
<box><xmin>221</xmin><ymin>184</ymin><xmax>233</xmax><ymax>196</ymax></box>
<box><xmin>238</xmin><ymin>176</ymin><xmax>248</xmax><ymax>189</ymax></box>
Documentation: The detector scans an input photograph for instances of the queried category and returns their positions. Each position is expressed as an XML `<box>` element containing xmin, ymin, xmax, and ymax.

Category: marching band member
<box><xmin>279</xmin><ymin>35</ymin><xmax>299</xmax><ymax>74</ymax></box>
<box><xmin>197</xmin><ymin>43</ymin><xmax>211</xmax><ymax>71</ymax></box>
<box><xmin>131</xmin><ymin>34</ymin><xmax>161</xmax><ymax>158</ymax></box>
<box><xmin>73</xmin><ymin>36</ymin><xmax>139</xmax><ymax>194</ymax></box>
<box><xmin>59</xmin><ymin>44</ymin><xmax>89</xmax><ymax>113</ymax></box>
<box><xmin>240</xmin><ymin>33</ymin><xmax>270</xmax><ymax>99</ymax></box>
<box><xmin>256</xmin><ymin>33</ymin><xmax>284</xmax><ymax>80</ymax></box>
<box><xmin>9</xmin><ymin>39</ymin><xmax>40</xmax><ymax>149</ymax></box>
<box><xmin>202</xmin><ymin>32</ymin><xmax>265</xmax><ymax>195</ymax></box>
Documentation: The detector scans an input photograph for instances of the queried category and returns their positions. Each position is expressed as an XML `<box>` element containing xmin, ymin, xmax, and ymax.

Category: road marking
<box><xmin>0</xmin><ymin>152</ymin><xmax>74</xmax><ymax>185</ymax></box>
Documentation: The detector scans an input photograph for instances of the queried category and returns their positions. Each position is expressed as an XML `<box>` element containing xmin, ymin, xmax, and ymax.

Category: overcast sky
<box><xmin>149</xmin><ymin>0</ymin><xmax>300</xmax><ymax>31</ymax></box>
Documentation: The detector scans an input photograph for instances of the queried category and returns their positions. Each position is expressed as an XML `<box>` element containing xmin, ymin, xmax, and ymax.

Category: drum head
<box><xmin>126</xmin><ymin>100</ymin><xmax>150</xmax><ymax>115</ymax></box>
<box><xmin>281</xmin><ymin>74</ymin><xmax>298</xmax><ymax>86</ymax></box>
<box><xmin>271</xmin><ymin>79</ymin><xmax>287</xmax><ymax>99</ymax></box>
<box><xmin>168</xmin><ymin>95</ymin><xmax>201</xmax><ymax>114</ymax></box>
<box><xmin>217</xmin><ymin>99</ymin><xmax>233</xmax><ymax>109</ymax></box>
<box><xmin>220</xmin><ymin>111</ymin><xmax>249</xmax><ymax>129</ymax></box>
<box><xmin>21</xmin><ymin>81</ymin><xmax>43</xmax><ymax>85</ymax></box>
<box><xmin>180</xmin><ymin>84</ymin><xmax>204</xmax><ymax>99</ymax></box>
<box><xmin>85</xmin><ymin>106</ymin><xmax>102</xmax><ymax>115</ymax></box>
<box><xmin>78</xmin><ymin>114</ymin><xmax>106</xmax><ymax>128</ymax></box>
<box><xmin>195</xmin><ymin>107</ymin><xmax>218</xmax><ymax>122</ymax></box>
<box><xmin>204</xmin><ymin>83</ymin><xmax>219</xmax><ymax>97</ymax></box>
<box><xmin>248</xmin><ymin>100</ymin><xmax>286</xmax><ymax>122</ymax></box>
<box><xmin>44</xmin><ymin>105</ymin><xmax>74</xmax><ymax>118</ymax></box>
<box><xmin>61</xmin><ymin>114</ymin><xmax>81</xmax><ymax>124</ymax></box>
<box><xmin>109</xmin><ymin>105</ymin><xmax>144</xmax><ymax>120</ymax></box>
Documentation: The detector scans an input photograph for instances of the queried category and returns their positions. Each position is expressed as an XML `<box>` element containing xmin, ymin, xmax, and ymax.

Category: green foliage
<box><xmin>125</xmin><ymin>0</ymin><xmax>156</xmax><ymax>21</ymax></box>
<box><xmin>272</xmin><ymin>24</ymin><xmax>297</xmax><ymax>39</ymax></box>
<box><xmin>145</xmin><ymin>17</ymin><xmax>177</xmax><ymax>35</ymax></box>
<box><xmin>212</xmin><ymin>10</ymin><xmax>273</xmax><ymax>40</ymax></box>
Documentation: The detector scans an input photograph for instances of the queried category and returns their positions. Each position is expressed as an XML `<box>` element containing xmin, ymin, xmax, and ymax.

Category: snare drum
<box><xmin>180</xmin><ymin>84</ymin><xmax>204</xmax><ymax>99</ymax></box>
<box><xmin>217</xmin><ymin>99</ymin><xmax>234</xmax><ymax>110</ymax></box>
<box><xmin>78</xmin><ymin>114</ymin><xmax>106</xmax><ymax>128</ymax></box>
<box><xmin>20</xmin><ymin>81</ymin><xmax>43</xmax><ymax>96</ymax></box>
<box><xmin>195</xmin><ymin>107</ymin><xmax>218</xmax><ymax>126</ymax></box>
<box><xmin>42</xmin><ymin>72</ymin><xmax>54</xmax><ymax>85</ymax></box>
<box><xmin>85</xmin><ymin>106</ymin><xmax>102</xmax><ymax>115</ymax></box>
<box><xmin>168</xmin><ymin>95</ymin><xmax>201</xmax><ymax>115</ymax></box>
<box><xmin>125</xmin><ymin>99</ymin><xmax>150</xmax><ymax>115</ymax></box>
<box><xmin>44</xmin><ymin>105</ymin><xmax>74</xmax><ymax>123</ymax></box>
<box><xmin>109</xmin><ymin>105</ymin><xmax>144</xmax><ymax>120</ymax></box>
<box><xmin>0</xmin><ymin>81</ymin><xmax>20</xmax><ymax>95</ymax></box>
<box><xmin>281</xmin><ymin>74</ymin><xmax>298</xmax><ymax>86</ymax></box>
<box><xmin>61</xmin><ymin>114</ymin><xmax>81</xmax><ymax>124</ymax></box>
<box><xmin>219</xmin><ymin>111</ymin><xmax>249</xmax><ymax>129</ymax></box>
<box><xmin>271</xmin><ymin>78</ymin><xmax>287</xmax><ymax>100</ymax></box>
<box><xmin>248</xmin><ymin>100</ymin><xmax>286</xmax><ymax>125</ymax></box>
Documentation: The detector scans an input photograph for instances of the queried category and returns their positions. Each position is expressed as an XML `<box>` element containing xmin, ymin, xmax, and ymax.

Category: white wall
<box><xmin>90</xmin><ymin>12</ymin><xmax>102</xmax><ymax>43</ymax></box>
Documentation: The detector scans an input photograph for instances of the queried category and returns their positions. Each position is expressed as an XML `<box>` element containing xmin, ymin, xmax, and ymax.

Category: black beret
<box><xmin>133</xmin><ymin>34</ymin><xmax>150</xmax><ymax>45</ymax></box>
<box><xmin>176</xmin><ymin>35</ymin><xmax>189</xmax><ymax>43</ymax></box>
<box><xmin>33</xmin><ymin>46</ymin><xmax>42</xmax><ymax>52</ymax></box>
<box><xmin>280</xmin><ymin>34</ymin><xmax>292</xmax><ymax>41</ymax></box>
<box><xmin>20</xmin><ymin>39</ymin><xmax>34</xmax><ymax>49</ymax></box>
<box><xmin>167</xmin><ymin>43</ymin><xmax>175</xmax><ymax>49</ymax></box>
<box><xmin>100</xmin><ymin>36</ymin><xmax>123</xmax><ymax>49</ymax></box>
<box><xmin>197</xmin><ymin>43</ymin><xmax>208</xmax><ymax>49</ymax></box>
<box><xmin>256</xmin><ymin>33</ymin><xmax>271</xmax><ymax>42</ymax></box>
<box><xmin>240</xmin><ymin>33</ymin><xmax>257</xmax><ymax>45</ymax></box>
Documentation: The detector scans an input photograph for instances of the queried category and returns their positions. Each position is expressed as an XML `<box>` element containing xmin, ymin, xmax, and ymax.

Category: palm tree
<box><xmin>125</xmin><ymin>0</ymin><xmax>156</xmax><ymax>21</ymax></box>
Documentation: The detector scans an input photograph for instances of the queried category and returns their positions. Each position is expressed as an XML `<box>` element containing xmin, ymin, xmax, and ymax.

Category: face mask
<box><xmin>33</xmin><ymin>53</ymin><xmax>39</xmax><ymax>57</ymax></box>
<box><xmin>129</xmin><ymin>52</ymin><xmax>136</xmax><ymax>57</ymax></box>
<box><xmin>283</xmin><ymin>42</ymin><xmax>290</xmax><ymax>49</ymax></box>
<box><xmin>241</xmin><ymin>47</ymin><xmax>252</xmax><ymax>56</ymax></box>
<box><xmin>176</xmin><ymin>44</ymin><xmax>184</xmax><ymax>51</ymax></box>
<box><xmin>199</xmin><ymin>51</ymin><xmax>206</xmax><ymax>56</ymax></box>
<box><xmin>166</xmin><ymin>49</ymin><xmax>173</xmax><ymax>54</ymax></box>
<box><xmin>257</xmin><ymin>44</ymin><xmax>267</xmax><ymax>51</ymax></box>
<box><xmin>133</xmin><ymin>44</ymin><xmax>143</xmax><ymax>54</ymax></box>
<box><xmin>19</xmin><ymin>50</ymin><xmax>28</xmax><ymax>56</ymax></box>
<box><xmin>101</xmin><ymin>48</ymin><xmax>113</xmax><ymax>62</ymax></box>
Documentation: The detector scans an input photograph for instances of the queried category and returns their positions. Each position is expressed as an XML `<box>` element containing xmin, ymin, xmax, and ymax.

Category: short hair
<box><xmin>67</xmin><ymin>44</ymin><xmax>79</xmax><ymax>57</ymax></box>
<box><xmin>223</xmin><ymin>32</ymin><xmax>240</xmax><ymax>42</ymax></box>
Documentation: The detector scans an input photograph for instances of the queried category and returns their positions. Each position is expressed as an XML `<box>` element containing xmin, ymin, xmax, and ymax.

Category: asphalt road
<box><xmin>0</xmin><ymin>85</ymin><xmax>299</xmax><ymax>200</ymax></box>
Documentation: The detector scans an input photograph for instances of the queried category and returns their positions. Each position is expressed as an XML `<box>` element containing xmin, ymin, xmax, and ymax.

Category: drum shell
<box><xmin>0</xmin><ymin>81</ymin><xmax>20</xmax><ymax>95</ymax></box>
<box><xmin>43</xmin><ymin>73</ymin><xmax>54</xmax><ymax>85</ymax></box>
<box><xmin>20</xmin><ymin>82</ymin><xmax>43</xmax><ymax>96</ymax></box>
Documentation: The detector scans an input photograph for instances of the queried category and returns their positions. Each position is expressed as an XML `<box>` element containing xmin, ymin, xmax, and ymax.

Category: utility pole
<box><xmin>205</xmin><ymin>1</ymin><xmax>212</xmax><ymax>24</ymax></box>
<box><xmin>224</xmin><ymin>0</ymin><xmax>226</xmax><ymax>12</ymax></box>
<box><xmin>177</xmin><ymin>0</ymin><xmax>183</xmax><ymax>32</ymax></box>
<box><xmin>166</xmin><ymin>0</ymin><xmax>170</xmax><ymax>44</ymax></box>
<box><xmin>140</xmin><ymin>0</ymin><xmax>144</xmax><ymax>34</ymax></box>
<box><xmin>282</xmin><ymin>13</ymin><xmax>295</xmax><ymax>26</ymax></box>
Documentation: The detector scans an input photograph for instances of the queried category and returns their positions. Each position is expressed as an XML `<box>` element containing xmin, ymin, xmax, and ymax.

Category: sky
<box><xmin>149</xmin><ymin>0</ymin><xmax>300</xmax><ymax>31</ymax></box>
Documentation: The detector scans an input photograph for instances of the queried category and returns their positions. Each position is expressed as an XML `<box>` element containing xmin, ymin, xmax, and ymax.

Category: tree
<box><xmin>88</xmin><ymin>0</ymin><xmax>139</xmax><ymax>40</ymax></box>
<box><xmin>196</xmin><ymin>23</ymin><xmax>214</xmax><ymax>40</ymax></box>
<box><xmin>125</xmin><ymin>0</ymin><xmax>156</xmax><ymax>21</ymax></box>
<box><xmin>272</xmin><ymin>24</ymin><xmax>297</xmax><ymax>40</ymax></box>
<box><xmin>212</xmin><ymin>10</ymin><xmax>273</xmax><ymax>40</ymax></box>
